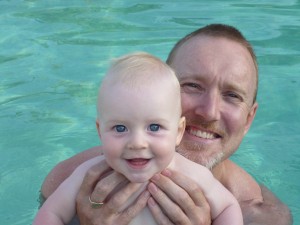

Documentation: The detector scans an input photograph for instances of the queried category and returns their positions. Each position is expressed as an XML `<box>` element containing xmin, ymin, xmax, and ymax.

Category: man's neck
<box><xmin>211</xmin><ymin>160</ymin><xmax>227</xmax><ymax>183</ymax></box>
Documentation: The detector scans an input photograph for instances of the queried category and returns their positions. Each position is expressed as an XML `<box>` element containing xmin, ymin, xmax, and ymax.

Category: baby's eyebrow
<box><xmin>105</xmin><ymin>120</ymin><xmax>126</xmax><ymax>125</ymax></box>
<box><xmin>148</xmin><ymin>118</ymin><xmax>169</xmax><ymax>123</ymax></box>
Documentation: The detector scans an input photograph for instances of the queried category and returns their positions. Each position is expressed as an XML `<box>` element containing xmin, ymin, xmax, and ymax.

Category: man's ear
<box><xmin>176</xmin><ymin>116</ymin><xmax>186</xmax><ymax>146</ymax></box>
<box><xmin>96</xmin><ymin>119</ymin><xmax>101</xmax><ymax>138</ymax></box>
<box><xmin>244</xmin><ymin>102</ymin><xmax>258</xmax><ymax>135</ymax></box>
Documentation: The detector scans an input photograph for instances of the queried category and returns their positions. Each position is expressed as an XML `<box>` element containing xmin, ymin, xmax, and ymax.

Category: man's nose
<box><xmin>127</xmin><ymin>132</ymin><xmax>148</xmax><ymax>150</ymax></box>
<box><xmin>194</xmin><ymin>91</ymin><xmax>221</xmax><ymax>122</ymax></box>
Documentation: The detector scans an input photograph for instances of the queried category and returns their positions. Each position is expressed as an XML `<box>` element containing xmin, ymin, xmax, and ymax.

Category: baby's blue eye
<box><xmin>149</xmin><ymin>124</ymin><xmax>160</xmax><ymax>132</ymax></box>
<box><xmin>114</xmin><ymin>125</ymin><xmax>127</xmax><ymax>132</ymax></box>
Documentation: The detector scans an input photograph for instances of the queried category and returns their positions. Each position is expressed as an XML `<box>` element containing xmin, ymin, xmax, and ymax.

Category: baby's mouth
<box><xmin>126</xmin><ymin>158</ymin><xmax>150</xmax><ymax>167</ymax></box>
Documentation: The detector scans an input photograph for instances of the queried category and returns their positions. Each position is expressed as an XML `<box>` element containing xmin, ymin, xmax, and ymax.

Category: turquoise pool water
<box><xmin>1</xmin><ymin>1</ymin><xmax>299</xmax><ymax>224</ymax></box>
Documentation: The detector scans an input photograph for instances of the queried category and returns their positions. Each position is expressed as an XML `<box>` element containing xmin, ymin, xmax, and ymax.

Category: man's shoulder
<box><xmin>223</xmin><ymin>161</ymin><xmax>292</xmax><ymax>224</ymax></box>
<box><xmin>221</xmin><ymin>160</ymin><xmax>263</xmax><ymax>202</ymax></box>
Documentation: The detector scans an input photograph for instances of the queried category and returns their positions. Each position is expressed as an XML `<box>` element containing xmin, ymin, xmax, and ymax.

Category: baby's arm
<box><xmin>33</xmin><ymin>156</ymin><xmax>104</xmax><ymax>225</ymax></box>
<box><xmin>203</xmin><ymin>172</ymin><xmax>243</xmax><ymax>225</ymax></box>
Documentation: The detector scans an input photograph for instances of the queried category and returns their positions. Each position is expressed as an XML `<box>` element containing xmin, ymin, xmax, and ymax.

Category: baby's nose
<box><xmin>127</xmin><ymin>132</ymin><xmax>148</xmax><ymax>150</ymax></box>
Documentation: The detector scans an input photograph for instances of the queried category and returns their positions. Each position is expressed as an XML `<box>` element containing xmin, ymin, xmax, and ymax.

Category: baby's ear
<box><xmin>96</xmin><ymin>119</ymin><xmax>102</xmax><ymax>138</ymax></box>
<box><xmin>176</xmin><ymin>116</ymin><xmax>186</xmax><ymax>146</ymax></box>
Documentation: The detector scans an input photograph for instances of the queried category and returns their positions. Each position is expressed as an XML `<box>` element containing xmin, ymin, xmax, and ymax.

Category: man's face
<box><xmin>170</xmin><ymin>36</ymin><xmax>258</xmax><ymax>169</ymax></box>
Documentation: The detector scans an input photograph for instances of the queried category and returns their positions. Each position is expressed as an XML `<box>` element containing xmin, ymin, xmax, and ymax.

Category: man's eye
<box><xmin>181</xmin><ymin>83</ymin><xmax>203</xmax><ymax>93</ymax></box>
<box><xmin>225</xmin><ymin>92</ymin><xmax>242</xmax><ymax>101</ymax></box>
<box><xmin>228</xmin><ymin>93</ymin><xmax>238</xmax><ymax>98</ymax></box>
<box><xmin>149</xmin><ymin>124</ymin><xmax>160</xmax><ymax>132</ymax></box>
<box><xmin>182</xmin><ymin>82</ymin><xmax>199</xmax><ymax>88</ymax></box>
<box><xmin>114</xmin><ymin>125</ymin><xmax>127</xmax><ymax>132</ymax></box>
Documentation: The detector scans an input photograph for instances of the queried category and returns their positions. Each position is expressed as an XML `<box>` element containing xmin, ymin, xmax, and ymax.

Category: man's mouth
<box><xmin>187</xmin><ymin>126</ymin><xmax>220</xmax><ymax>139</ymax></box>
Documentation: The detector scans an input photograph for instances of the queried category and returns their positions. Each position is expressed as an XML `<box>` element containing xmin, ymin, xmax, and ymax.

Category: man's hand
<box><xmin>147</xmin><ymin>169</ymin><xmax>211</xmax><ymax>225</ymax></box>
<box><xmin>76</xmin><ymin>161</ymin><xmax>150</xmax><ymax>225</ymax></box>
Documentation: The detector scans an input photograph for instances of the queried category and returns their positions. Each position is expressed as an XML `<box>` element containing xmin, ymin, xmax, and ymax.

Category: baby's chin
<box><xmin>126</xmin><ymin>174</ymin><xmax>152</xmax><ymax>183</ymax></box>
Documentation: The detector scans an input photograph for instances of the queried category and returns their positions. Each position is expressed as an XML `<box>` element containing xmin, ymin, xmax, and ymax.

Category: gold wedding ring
<box><xmin>89</xmin><ymin>196</ymin><xmax>104</xmax><ymax>209</ymax></box>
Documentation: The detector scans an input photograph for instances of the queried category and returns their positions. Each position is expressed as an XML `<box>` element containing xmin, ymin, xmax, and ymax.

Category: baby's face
<box><xmin>97</xmin><ymin>79</ymin><xmax>184</xmax><ymax>183</ymax></box>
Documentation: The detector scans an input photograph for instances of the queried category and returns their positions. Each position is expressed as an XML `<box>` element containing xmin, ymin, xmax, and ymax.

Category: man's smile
<box><xmin>186</xmin><ymin>126</ymin><xmax>221</xmax><ymax>139</ymax></box>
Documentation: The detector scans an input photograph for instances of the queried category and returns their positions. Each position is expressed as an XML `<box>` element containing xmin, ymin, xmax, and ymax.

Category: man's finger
<box><xmin>91</xmin><ymin>172</ymin><xmax>126</xmax><ymax>204</ymax></box>
<box><xmin>118</xmin><ymin>190</ymin><xmax>151</xmax><ymax>224</ymax></box>
<box><xmin>161</xmin><ymin>169</ymin><xmax>208</xmax><ymax>207</ymax></box>
<box><xmin>80</xmin><ymin>160</ymin><xmax>112</xmax><ymax>195</ymax></box>
<box><xmin>147</xmin><ymin>197</ymin><xmax>173</xmax><ymax>225</ymax></box>
<box><xmin>150</xmin><ymin>170</ymin><xmax>211</xmax><ymax>225</ymax></box>
<box><xmin>148</xmin><ymin>181</ymin><xmax>189</xmax><ymax>224</ymax></box>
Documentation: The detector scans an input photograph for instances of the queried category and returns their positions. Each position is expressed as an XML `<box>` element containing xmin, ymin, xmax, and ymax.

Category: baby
<box><xmin>33</xmin><ymin>52</ymin><xmax>243</xmax><ymax>225</ymax></box>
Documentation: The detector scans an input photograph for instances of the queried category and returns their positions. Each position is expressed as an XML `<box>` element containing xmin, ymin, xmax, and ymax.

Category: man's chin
<box><xmin>177</xmin><ymin>142</ymin><xmax>224</xmax><ymax>169</ymax></box>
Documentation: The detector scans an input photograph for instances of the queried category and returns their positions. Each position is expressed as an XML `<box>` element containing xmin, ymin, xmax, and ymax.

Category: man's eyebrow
<box><xmin>225</xmin><ymin>83</ymin><xmax>247</xmax><ymax>96</ymax></box>
<box><xmin>177</xmin><ymin>73</ymin><xmax>204</xmax><ymax>81</ymax></box>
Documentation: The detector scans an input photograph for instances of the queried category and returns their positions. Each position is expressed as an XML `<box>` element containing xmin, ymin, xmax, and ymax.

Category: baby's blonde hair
<box><xmin>104</xmin><ymin>52</ymin><xmax>179</xmax><ymax>89</ymax></box>
<box><xmin>97</xmin><ymin>52</ymin><xmax>181</xmax><ymax>117</ymax></box>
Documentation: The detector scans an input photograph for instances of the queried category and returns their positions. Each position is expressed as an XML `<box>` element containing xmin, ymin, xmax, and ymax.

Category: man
<box><xmin>41</xmin><ymin>24</ymin><xmax>292</xmax><ymax>225</ymax></box>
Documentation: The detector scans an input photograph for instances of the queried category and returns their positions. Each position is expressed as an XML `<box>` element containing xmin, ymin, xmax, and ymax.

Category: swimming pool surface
<box><xmin>1</xmin><ymin>1</ymin><xmax>299</xmax><ymax>224</ymax></box>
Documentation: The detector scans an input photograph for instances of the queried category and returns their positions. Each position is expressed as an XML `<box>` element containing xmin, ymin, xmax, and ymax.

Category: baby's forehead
<box><xmin>102</xmin><ymin>68</ymin><xmax>178</xmax><ymax>91</ymax></box>
<box><xmin>99</xmin><ymin>74</ymin><xmax>179</xmax><ymax>104</ymax></box>
<box><xmin>99</xmin><ymin>85</ymin><xmax>181</xmax><ymax>121</ymax></box>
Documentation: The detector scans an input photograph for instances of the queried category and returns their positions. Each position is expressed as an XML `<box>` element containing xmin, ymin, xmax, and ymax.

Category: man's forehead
<box><xmin>173</xmin><ymin>38</ymin><xmax>256</xmax><ymax>102</ymax></box>
<box><xmin>176</xmin><ymin>36</ymin><xmax>254</xmax><ymax>70</ymax></box>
